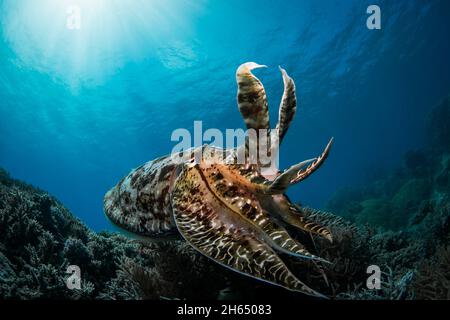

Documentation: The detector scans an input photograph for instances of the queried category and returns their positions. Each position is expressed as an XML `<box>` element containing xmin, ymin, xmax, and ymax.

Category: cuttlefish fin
<box><xmin>171</xmin><ymin>165</ymin><xmax>327</xmax><ymax>298</ymax></box>
<box><xmin>276</xmin><ymin>66</ymin><xmax>297</xmax><ymax>143</ymax></box>
<box><xmin>236</xmin><ymin>62</ymin><xmax>270</xmax><ymax>131</ymax></box>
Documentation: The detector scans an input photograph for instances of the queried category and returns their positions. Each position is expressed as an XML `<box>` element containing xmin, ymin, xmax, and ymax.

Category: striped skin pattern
<box><xmin>276</xmin><ymin>67</ymin><xmax>297</xmax><ymax>142</ymax></box>
<box><xmin>171</xmin><ymin>163</ymin><xmax>325</xmax><ymax>297</ymax></box>
<box><xmin>196</xmin><ymin>158</ymin><xmax>328</xmax><ymax>263</ymax></box>
<box><xmin>236</xmin><ymin>63</ymin><xmax>270</xmax><ymax>131</ymax></box>
<box><xmin>103</xmin><ymin>62</ymin><xmax>334</xmax><ymax>298</ymax></box>
<box><xmin>267</xmin><ymin>194</ymin><xmax>333</xmax><ymax>243</ymax></box>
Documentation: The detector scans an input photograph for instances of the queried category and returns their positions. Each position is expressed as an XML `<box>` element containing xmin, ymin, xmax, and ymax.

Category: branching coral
<box><xmin>412</xmin><ymin>246</ymin><xmax>450</xmax><ymax>300</ymax></box>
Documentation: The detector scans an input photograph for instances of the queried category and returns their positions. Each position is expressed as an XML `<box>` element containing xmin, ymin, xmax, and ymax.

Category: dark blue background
<box><xmin>1</xmin><ymin>0</ymin><xmax>449</xmax><ymax>231</ymax></box>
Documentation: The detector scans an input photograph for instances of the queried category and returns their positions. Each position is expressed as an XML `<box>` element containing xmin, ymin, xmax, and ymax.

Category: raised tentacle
<box><xmin>290</xmin><ymin>137</ymin><xmax>334</xmax><ymax>185</ymax></box>
<box><xmin>276</xmin><ymin>66</ymin><xmax>297</xmax><ymax>143</ymax></box>
<box><xmin>265</xmin><ymin>158</ymin><xmax>317</xmax><ymax>194</ymax></box>
<box><xmin>236</xmin><ymin>62</ymin><xmax>270</xmax><ymax>130</ymax></box>
<box><xmin>258</xmin><ymin>138</ymin><xmax>333</xmax><ymax>194</ymax></box>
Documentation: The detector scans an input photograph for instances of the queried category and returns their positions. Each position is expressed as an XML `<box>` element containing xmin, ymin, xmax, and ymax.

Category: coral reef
<box><xmin>322</xmin><ymin>94</ymin><xmax>450</xmax><ymax>299</ymax></box>
<box><xmin>327</xmin><ymin>95</ymin><xmax>450</xmax><ymax>232</ymax></box>
<box><xmin>412</xmin><ymin>245</ymin><xmax>450</xmax><ymax>299</ymax></box>
<box><xmin>0</xmin><ymin>167</ymin><xmax>238</xmax><ymax>299</ymax></box>
<box><xmin>1</xmin><ymin>166</ymin><xmax>449</xmax><ymax>300</ymax></box>
<box><xmin>0</xmin><ymin>95</ymin><xmax>448</xmax><ymax>300</ymax></box>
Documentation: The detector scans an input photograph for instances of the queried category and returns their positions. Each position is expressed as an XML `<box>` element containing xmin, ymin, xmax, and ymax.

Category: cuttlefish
<box><xmin>104</xmin><ymin>62</ymin><xmax>334</xmax><ymax>298</ymax></box>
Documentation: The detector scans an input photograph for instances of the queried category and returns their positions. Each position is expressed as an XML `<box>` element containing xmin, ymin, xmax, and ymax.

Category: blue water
<box><xmin>1</xmin><ymin>0</ymin><xmax>449</xmax><ymax>231</ymax></box>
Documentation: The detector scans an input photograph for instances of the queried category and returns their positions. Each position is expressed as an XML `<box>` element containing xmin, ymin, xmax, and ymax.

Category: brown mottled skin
<box><xmin>104</xmin><ymin>62</ymin><xmax>334</xmax><ymax>298</ymax></box>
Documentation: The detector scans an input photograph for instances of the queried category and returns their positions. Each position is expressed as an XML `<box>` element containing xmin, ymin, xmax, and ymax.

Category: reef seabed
<box><xmin>1</xmin><ymin>164</ymin><xmax>449</xmax><ymax>300</ymax></box>
<box><xmin>1</xmin><ymin>95</ymin><xmax>449</xmax><ymax>300</ymax></box>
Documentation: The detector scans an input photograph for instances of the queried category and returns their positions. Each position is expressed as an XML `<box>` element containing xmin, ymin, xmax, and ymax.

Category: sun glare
<box><xmin>1</xmin><ymin>0</ymin><xmax>203</xmax><ymax>87</ymax></box>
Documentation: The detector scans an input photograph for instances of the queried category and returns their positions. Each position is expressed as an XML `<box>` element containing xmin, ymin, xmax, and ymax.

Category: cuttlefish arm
<box><xmin>276</xmin><ymin>66</ymin><xmax>297</xmax><ymax>143</ymax></box>
<box><xmin>290</xmin><ymin>137</ymin><xmax>334</xmax><ymax>185</ymax></box>
<box><xmin>236</xmin><ymin>62</ymin><xmax>270</xmax><ymax>131</ymax></box>
<box><xmin>260</xmin><ymin>138</ymin><xmax>334</xmax><ymax>194</ymax></box>
<box><xmin>269</xmin><ymin>194</ymin><xmax>333</xmax><ymax>243</ymax></box>
<box><xmin>171</xmin><ymin>164</ymin><xmax>327</xmax><ymax>298</ymax></box>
